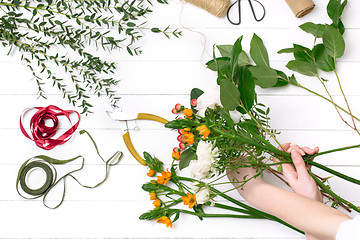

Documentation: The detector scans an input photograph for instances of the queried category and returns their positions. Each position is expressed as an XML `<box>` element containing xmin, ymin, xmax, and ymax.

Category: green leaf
<box><xmin>289</xmin><ymin>74</ymin><xmax>299</xmax><ymax>86</ymax></box>
<box><xmin>278</xmin><ymin>44</ymin><xmax>314</xmax><ymax>63</ymax></box>
<box><xmin>299</xmin><ymin>22</ymin><xmax>325</xmax><ymax>38</ymax></box>
<box><xmin>206</xmin><ymin>57</ymin><xmax>230</xmax><ymax>71</ymax></box>
<box><xmin>218</xmin><ymin>107</ymin><xmax>234</xmax><ymax>128</ymax></box>
<box><xmin>151</xmin><ymin>27</ymin><xmax>161</xmax><ymax>33</ymax></box>
<box><xmin>248</xmin><ymin>66</ymin><xmax>278</xmax><ymax>88</ymax></box>
<box><xmin>286</xmin><ymin>60</ymin><xmax>317</xmax><ymax>76</ymax></box>
<box><xmin>217</xmin><ymin>63</ymin><xmax>231</xmax><ymax>85</ymax></box>
<box><xmin>236</xmin><ymin>66</ymin><xmax>255</xmax><ymax>111</ymax></box>
<box><xmin>250</xmin><ymin>33</ymin><xmax>269</xmax><ymax>67</ymax></box>
<box><xmin>143</xmin><ymin>152</ymin><xmax>164</xmax><ymax>173</ymax></box>
<box><xmin>273</xmin><ymin>70</ymin><xmax>289</xmax><ymax>87</ymax></box>
<box><xmin>238</xmin><ymin>51</ymin><xmax>250</xmax><ymax>66</ymax></box>
<box><xmin>293</xmin><ymin>44</ymin><xmax>314</xmax><ymax>63</ymax></box>
<box><xmin>231</xmin><ymin>36</ymin><xmax>243</xmax><ymax>78</ymax></box>
<box><xmin>312</xmin><ymin>44</ymin><xmax>335</xmax><ymax>72</ymax></box>
<box><xmin>190</xmin><ymin>88</ymin><xmax>204</xmax><ymax>113</ymax></box>
<box><xmin>220</xmin><ymin>78</ymin><xmax>241</xmax><ymax>111</ymax></box>
<box><xmin>179</xmin><ymin>148</ymin><xmax>196</xmax><ymax>170</ymax></box>
<box><xmin>322</xmin><ymin>25</ymin><xmax>345</xmax><ymax>58</ymax></box>
<box><xmin>216</xmin><ymin>45</ymin><xmax>232</xmax><ymax>57</ymax></box>
<box><xmin>142</xmin><ymin>183</ymin><xmax>159</xmax><ymax>192</ymax></box>
<box><xmin>327</xmin><ymin>0</ymin><xmax>347</xmax><ymax>28</ymax></box>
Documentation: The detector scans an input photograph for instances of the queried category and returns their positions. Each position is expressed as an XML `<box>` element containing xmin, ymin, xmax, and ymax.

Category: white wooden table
<box><xmin>0</xmin><ymin>0</ymin><xmax>359</xmax><ymax>239</ymax></box>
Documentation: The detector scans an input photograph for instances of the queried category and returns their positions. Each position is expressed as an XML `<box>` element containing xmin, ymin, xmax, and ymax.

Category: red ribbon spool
<box><xmin>20</xmin><ymin>105</ymin><xmax>80</xmax><ymax>150</ymax></box>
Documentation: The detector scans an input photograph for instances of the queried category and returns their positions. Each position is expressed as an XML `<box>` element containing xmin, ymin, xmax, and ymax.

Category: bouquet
<box><xmin>139</xmin><ymin>0</ymin><xmax>359</xmax><ymax>232</ymax></box>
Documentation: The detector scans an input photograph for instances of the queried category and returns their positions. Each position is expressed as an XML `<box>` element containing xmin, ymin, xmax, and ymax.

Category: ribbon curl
<box><xmin>16</xmin><ymin>130</ymin><xmax>123</xmax><ymax>209</ymax></box>
<box><xmin>20</xmin><ymin>105</ymin><xmax>80</xmax><ymax>150</ymax></box>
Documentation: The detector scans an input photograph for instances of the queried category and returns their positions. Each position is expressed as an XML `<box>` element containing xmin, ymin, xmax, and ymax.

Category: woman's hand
<box><xmin>274</xmin><ymin>143</ymin><xmax>322</xmax><ymax>202</ymax></box>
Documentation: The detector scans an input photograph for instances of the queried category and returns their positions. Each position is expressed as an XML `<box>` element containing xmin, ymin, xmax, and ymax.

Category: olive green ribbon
<box><xmin>16</xmin><ymin>129</ymin><xmax>123</xmax><ymax>209</ymax></box>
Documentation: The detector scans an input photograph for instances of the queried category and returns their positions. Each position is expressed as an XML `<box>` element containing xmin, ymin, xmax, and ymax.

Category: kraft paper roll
<box><xmin>184</xmin><ymin>0</ymin><xmax>231</xmax><ymax>18</ymax></box>
<box><xmin>285</xmin><ymin>0</ymin><xmax>315</xmax><ymax>18</ymax></box>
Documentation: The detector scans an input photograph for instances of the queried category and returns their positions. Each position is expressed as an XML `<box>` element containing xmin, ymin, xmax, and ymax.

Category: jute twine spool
<box><xmin>285</xmin><ymin>0</ymin><xmax>315</xmax><ymax>18</ymax></box>
<box><xmin>183</xmin><ymin>0</ymin><xmax>231</xmax><ymax>18</ymax></box>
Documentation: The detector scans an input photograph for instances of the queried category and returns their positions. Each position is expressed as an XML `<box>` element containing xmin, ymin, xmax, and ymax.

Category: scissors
<box><xmin>106</xmin><ymin>107</ymin><xmax>168</xmax><ymax>166</ymax></box>
<box><xmin>227</xmin><ymin>0</ymin><xmax>266</xmax><ymax>25</ymax></box>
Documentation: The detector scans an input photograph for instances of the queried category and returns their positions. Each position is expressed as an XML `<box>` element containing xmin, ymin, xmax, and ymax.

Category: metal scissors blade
<box><xmin>227</xmin><ymin>0</ymin><xmax>266</xmax><ymax>25</ymax></box>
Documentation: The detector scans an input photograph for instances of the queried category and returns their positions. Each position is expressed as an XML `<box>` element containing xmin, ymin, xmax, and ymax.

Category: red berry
<box><xmin>179</xmin><ymin>142</ymin><xmax>186</xmax><ymax>149</ymax></box>
<box><xmin>177</xmin><ymin>135</ymin><xmax>183</xmax><ymax>142</ymax></box>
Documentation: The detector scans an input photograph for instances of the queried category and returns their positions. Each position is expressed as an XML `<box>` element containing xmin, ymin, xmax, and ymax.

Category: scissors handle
<box><xmin>123</xmin><ymin>113</ymin><xmax>169</xmax><ymax>166</ymax></box>
<box><xmin>227</xmin><ymin>0</ymin><xmax>265</xmax><ymax>25</ymax></box>
<box><xmin>136</xmin><ymin>113</ymin><xmax>168</xmax><ymax>124</ymax></box>
<box><xmin>123</xmin><ymin>131</ymin><xmax>147</xmax><ymax>165</ymax></box>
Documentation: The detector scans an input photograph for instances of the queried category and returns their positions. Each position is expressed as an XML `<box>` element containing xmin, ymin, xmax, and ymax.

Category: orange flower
<box><xmin>156</xmin><ymin>216</ymin><xmax>172</xmax><ymax>228</ymax></box>
<box><xmin>196</xmin><ymin>125</ymin><xmax>211</xmax><ymax>139</ymax></box>
<box><xmin>149</xmin><ymin>192</ymin><xmax>157</xmax><ymax>200</ymax></box>
<box><xmin>153</xmin><ymin>198</ymin><xmax>161</xmax><ymax>208</ymax></box>
<box><xmin>157</xmin><ymin>168</ymin><xmax>172</xmax><ymax>185</ymax></box>
<box><xmin>181</xmin><ymin>193</ymin><xmax>197</xmax><ymax>209</ymax></box>
<box><xmin>172</xmin><ymin>150</ymin><xmax>181</xmax><ymax>160</ymax></box>
<box><xmin>183</xmin><ymin>132</ymin><xmax>195</xmax><ymax>145</ymax></box>
<box><xmin>183</xmin><ymin>108</ymin><xmax>193</xmax><ymax>118</ymax></box>
<box><xmin>147</xmin><ymin>169</ymin><xmax>156</xmax><ymax>177</ymax></box>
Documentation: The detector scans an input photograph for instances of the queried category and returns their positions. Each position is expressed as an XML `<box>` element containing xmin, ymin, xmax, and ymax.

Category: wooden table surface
<box><xmin>0</xmin><ymin>0</ymin><xmax>359</xmax><ymax>239</ymax></box>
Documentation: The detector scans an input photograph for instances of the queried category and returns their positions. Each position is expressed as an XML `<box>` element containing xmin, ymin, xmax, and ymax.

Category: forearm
<box><xmin>240</xmin><ymin>180</ymin><xmax>350</xmax><ymax>240</ymax></box>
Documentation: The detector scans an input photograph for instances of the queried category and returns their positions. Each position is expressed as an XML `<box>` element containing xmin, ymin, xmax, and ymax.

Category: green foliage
<box><xmin>0</xmin><ymin>0</ymin><xmax>181</xmax><ymax>114</ymax></box>
<box><xmin>250</xmin><ymin>33</ymin><xmax>269</xmax><ymax>67</ymax></box>
<box><xmin>312</xmin><ymin>44</ymin><xmax>335</xmax><ymax>72</ymax></box>
<box><xmin>220</xmin><ymin>78</ymin><xmax>241</xmax><ymax>111</ymax></box>
<box><xmin>248</xmin><ymin>66</ymin><xmax>278</xmax><ymax>88</ymax></box>
<box><xmin>143</xmin><ymin>152</ymin><xmax>164</xmax><ymax>173</ymax></box>
<box><xmin>299</xmin><ymin>22</ymin><xmax>325</xmax><ymax>38</ymax></box>
<box><xmin>179</xmin><ymin>148</ymin><xmax>196</xmax><ymax>170</ymax></box>
<box><xmin>323</xmin><ymin>24</ymin><xmax>345</xmax><ymax>58</ymax></box>
<box><xmin>286</xmin><ymin>60</ymin><xmax>318</xmax><ymax>76</ymax></box>
<box><xmin>190</xmin><ymin>88</ymin><xmax>204</xmax><ymax>113</ymax></box>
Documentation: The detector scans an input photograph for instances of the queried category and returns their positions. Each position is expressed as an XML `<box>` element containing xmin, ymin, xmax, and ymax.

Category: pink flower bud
<box><xmin>174</xmin><ymin>103</ymin><xmax>183</xmax><ymax>111</ymax></box>
<box><xmin>191</xmin><ymin>99</ymin><xmax>197</xmax><ymax>107</ymax></box>
<box><xmin>179</xmin><ymin>142</ymin><xmax>186</xmax><ymax>149</ymax></box>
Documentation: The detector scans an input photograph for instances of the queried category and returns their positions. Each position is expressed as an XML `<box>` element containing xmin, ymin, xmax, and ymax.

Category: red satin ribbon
<box><xmin>20</xmin><ymin>105</ymin><xmax>80</xmax><ymax>150</ymax></box>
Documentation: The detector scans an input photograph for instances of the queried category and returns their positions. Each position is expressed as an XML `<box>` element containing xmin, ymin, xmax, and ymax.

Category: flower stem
<box><xmin>298</xmin><ymin>84</ymin><xmax>360</xmax><ymax>123</ymax></box>
<box><xmin>177</xmin><ymin>209</ymin><xmax>263</xmax><ymax>219</ymax></box>
<box><xmin>334</xmin><ymin>69</ymin><xmax>359</xmax><ymax>134</ymax></box>
<box><xmin>309</xmin><ymin>172</ymin><xmax>360</xmax><ymax>213</ymax></box>
<box><xmin>308</xmin><ymin>161</ymin><xmax>360</xmax><ymax>185</ymax></box>
<box><xmin>210</xmin><ymin>187</ymin><xmax>304</xmax><ymax>234</ymax></box>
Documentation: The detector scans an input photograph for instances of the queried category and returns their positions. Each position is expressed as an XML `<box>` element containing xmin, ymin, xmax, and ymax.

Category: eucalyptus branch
<box><xmin>0</xmin><ymin>0</ymin><xmax>181</xmax><ymax>114</ymax></box>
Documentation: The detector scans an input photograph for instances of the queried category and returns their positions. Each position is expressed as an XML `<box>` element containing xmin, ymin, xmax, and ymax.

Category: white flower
<box><xmin>229</xmin><ymin>110</ymin><xmax>242</xmax><ymax>123</ymax></box>
<box><xmin>196</xmin><ymin>187</ymin><xmax>211</xmax><ymax>204</ymax></box>
<box><xmin>189</xmin><ymin>159</ymin><xmax>211</xmax><ymax>180</ymax></box>
<box><xmin>195</xmin><ymin>85</ymin><xmax>242</xmax><ymax>123</ymax></box>
<box><xmin>195</xmin><ymin>85</ymin><xmax>222</xmax><ymax>117</ymax></box>
<box><xmin>189</xmin><ymin>141</ymin><xmax>219</xmax><ymax>180</ymax></box>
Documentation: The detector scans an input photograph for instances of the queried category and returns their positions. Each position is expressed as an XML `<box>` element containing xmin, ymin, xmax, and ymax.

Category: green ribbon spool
<box><xmin>19</xmin><ymin>161</ymin><xmax>54</xmax><ymax>196</ymax></box>
<box><xmin>16</xmin><ymin>130</ymin><xmax>123</xmax><ymax>209</ymax></box>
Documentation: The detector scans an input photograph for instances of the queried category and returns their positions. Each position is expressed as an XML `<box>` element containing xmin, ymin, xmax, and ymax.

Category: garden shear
<box><xmin>106</xmin><ymin>107</ymin><xmax>168</xmax><ymax>166</ymax></box>
<box><xmin>227</xmin><ymin>0</ymin><xmax>266</xmax><ymax>25</ymax></box>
